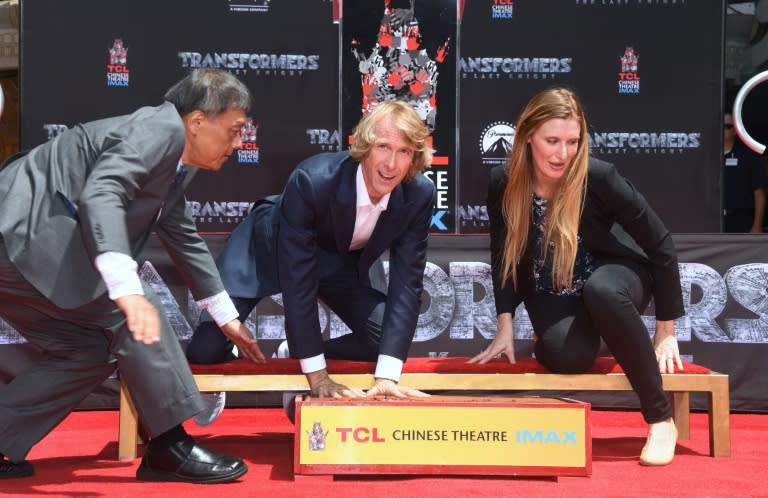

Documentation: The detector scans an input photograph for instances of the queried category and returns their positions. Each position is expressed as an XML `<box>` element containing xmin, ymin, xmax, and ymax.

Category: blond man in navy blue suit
<box><xmin>0</xmin><ymin>69</ymin><xmax>265</xmax><ymax>482</ymax></box>
<box><xmin>188</xmin><ymin>101</ymin><xmax>436</xmax><ymax>400</ymax></box>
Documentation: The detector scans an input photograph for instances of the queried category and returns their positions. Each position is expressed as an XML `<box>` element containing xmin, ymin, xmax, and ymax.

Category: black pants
<box><xmin>187</xmin><ymin>251</ymin><xmax>386</xmax><ymax>364</ymax></box>
<box><xmin>525</xmin><ymin>260</ymin><xmax>672</xmax><ymax>424</ymax></box>
<box><xmin>723</xmin><ymin>208</ymin><xmax>756</xmax><ymax>233</ymax></box>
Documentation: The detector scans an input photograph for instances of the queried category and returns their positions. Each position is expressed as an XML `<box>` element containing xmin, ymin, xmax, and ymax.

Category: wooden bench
<box><xmin>117</xmin><ymin>356</ymin><xmax>730</xmax><ymax>460</ymax></box>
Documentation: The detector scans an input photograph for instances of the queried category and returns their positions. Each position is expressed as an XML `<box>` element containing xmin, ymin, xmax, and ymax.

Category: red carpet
<box><xmin>3</xmin><ymin>407</ymin><xmax>765</xmax><ymax>497</ymax></box>
<box><xmin>190</xmin><ymin>356</ymin><xmax>710</xmax><ymax>375</ymax></box>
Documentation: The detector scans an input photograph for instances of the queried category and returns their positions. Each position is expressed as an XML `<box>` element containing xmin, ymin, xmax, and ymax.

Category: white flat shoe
<box><xmin>640</xmin><ymin>419</ymin><xmax>678</xmax><ymax>466</ymax></box>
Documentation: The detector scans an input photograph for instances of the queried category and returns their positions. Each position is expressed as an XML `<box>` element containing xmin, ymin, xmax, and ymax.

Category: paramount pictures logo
<box><xmin>228</xmin><ymin>0</ymin><xmax>270</xmax><ymax>13</ymax></box>
<box><xmin>479</xmin><ymin>121</ymin><xmax>514</xmax><ymax>166</ymax></box>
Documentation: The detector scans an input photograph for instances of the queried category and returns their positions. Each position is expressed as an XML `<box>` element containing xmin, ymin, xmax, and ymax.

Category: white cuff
<box><xmin>94</xmin><ymin>252</ymin><xmax>143</xmax><ymax>300</ymax></box>
<box><xmin>374</xmin><ymin>354</ymin><xmax>403</xmax><ymax>382</ymax></box>
<box><xmin>300</xmin><ymin>354</ymin><xmax>327</xmax><ymax>374</ymax></box>
<box><xmin>197</xmin><ymin>291</ymin><xmax>239</xmax><ymax>327</ymax></box>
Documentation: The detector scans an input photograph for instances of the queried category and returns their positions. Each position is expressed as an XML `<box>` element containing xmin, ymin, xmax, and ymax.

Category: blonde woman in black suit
<box><xmin>470</xmin><ymin>87</ymin><xmax>684</xmax><ymax>466</ymax></box>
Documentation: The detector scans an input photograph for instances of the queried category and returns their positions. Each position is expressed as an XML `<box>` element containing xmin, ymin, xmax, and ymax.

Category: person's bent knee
<box><xmin>186</xmin><ymin>346</ymin><xmax>229</xmax><ymax>364</ymax></box>
<box><xmin>186</xmin><ymin>321</ymin><xmax>232</xmax><ymax>364</ymax></box>
<box><xmin>535</xmin><ymin>345</ymin><xmax>595</xmax><ymax>373</ymax></box>
<box><xmin>582</xmin><ymin>277</ymin><xmax>627</xmax><ymax>311</ymax></box>
<box><xmin>65</xmin><ymin>351</ymin><xmax>117</xmax><ymax>375</ymax></box>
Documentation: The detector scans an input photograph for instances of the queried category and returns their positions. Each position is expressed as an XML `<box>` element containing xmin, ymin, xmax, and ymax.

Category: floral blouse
<box><xmin>530</xmin><ymin>193</ymin><xmax>601</xmax><ymax>296</ymax></box>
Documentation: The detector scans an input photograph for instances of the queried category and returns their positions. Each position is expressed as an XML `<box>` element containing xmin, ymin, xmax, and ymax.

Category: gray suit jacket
<box><xmin>0</xmin><ymin>102</ymin><xmax>224</xmax><ymax>309</ymax></box>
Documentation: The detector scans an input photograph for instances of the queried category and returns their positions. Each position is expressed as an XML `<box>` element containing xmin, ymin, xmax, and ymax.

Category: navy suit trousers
<box><xmin>187</xmin><ymin>251</ymin><xmax>387</xmax><ymax>364</ymax></box>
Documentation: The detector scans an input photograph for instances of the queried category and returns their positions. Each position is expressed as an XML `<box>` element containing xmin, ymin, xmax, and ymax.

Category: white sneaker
<box><xmin>277</xmin><ymin>340</ymin><xmax>301</xmax><ymax>423</ymax></box>
<box><xmin>192</xmin><ymin>345</ymin><xmax>237</xmax><ymax>427</ymax></box>
<box><xmin>193</xmin><ymin>391</ymin><xmax>226</xmax><ymax>427</ymax></box>
<box><xmin>276</xmin><ymin>340</ymin><xmax>290</xmax><ymax>359</ymax></box>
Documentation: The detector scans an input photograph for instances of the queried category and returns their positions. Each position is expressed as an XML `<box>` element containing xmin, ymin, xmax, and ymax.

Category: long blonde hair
<box><xmin>500</xmin><ymin>87</ymin><xmax>590</xmax><ymax>291</ymax></box>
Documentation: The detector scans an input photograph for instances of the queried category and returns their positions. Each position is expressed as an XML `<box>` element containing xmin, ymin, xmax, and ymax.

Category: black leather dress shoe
<box><xmin>0</xmin><ymin>456</ymin><xmax>34</xmax><ymax>479</ymax></box>
<box><xmin>136</xmin><ymin>436</ymin><xmax>247</xmax><ymax>483</ymax></box>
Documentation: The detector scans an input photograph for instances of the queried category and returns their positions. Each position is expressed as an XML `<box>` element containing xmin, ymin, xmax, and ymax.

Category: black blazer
<box><xmin>488</xmin><ymin>157</ymin><xmax>684</xmax><ymax>321</ymax></box>
<box><xmin>216</xmin><ymin>151</ymin><xmax>436</xmax><ymax>362</ymax></box>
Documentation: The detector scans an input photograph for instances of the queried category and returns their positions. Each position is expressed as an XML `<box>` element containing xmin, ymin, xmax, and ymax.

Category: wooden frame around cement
<box><xmin>118</xmin><ymin>370</ymin><xmax>730</xmax><ymax>461</ymax></box>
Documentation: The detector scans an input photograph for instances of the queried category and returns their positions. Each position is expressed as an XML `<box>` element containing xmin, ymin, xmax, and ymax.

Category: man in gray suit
<box><xmin>0</xmin><ymin>69</ymin><xmax>265</xmax><ymax>482</ymax></box>
<box><xmin>188</xmin><ymin>101</ymin><xmax>435</xmax><ymax>402</ymax></box>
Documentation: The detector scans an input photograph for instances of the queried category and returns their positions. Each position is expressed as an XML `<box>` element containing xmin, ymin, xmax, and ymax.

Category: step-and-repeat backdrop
<box><xmin>7</xmin><ymin>0</ymin><xmax>765</xmax><ymax>413</ymax></box>
<box><xmin>17</xmin><ymin>0</ymin><xmax>723</xmax><ymax>234</ymax></box>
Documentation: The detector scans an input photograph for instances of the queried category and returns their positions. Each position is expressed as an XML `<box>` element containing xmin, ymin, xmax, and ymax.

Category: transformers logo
<box><xmin>188</xmin><ymin>200</ymin><xmax>254</xmax><ymax>223</ymax></box>
<box><xmin>178</xmin><ymin>52</ymin><xmax>319</xmax><ymax>74</ymax></box>
<box><xmin>589</xmin><ymin>131</ymin><xmax>700</xmax><ymax>154</ymax></box>
<box><xmin>307</xmin><ymin>128</ymin><xmax>341</xmax><ymax>151</ymax></box>
<box><xmin>460</xmin><ymin>57</ymin><xmax>572</xmax><ymax>80</ymax></box>
<box><xmin>352</xmin><ymin>0</ymin><xmax>450</xmax><ymax>131</ymax></box>
<box><xmin>459</xmin><ymin>205</ymin><xmax>489</xmax><ymax>229</ymax></box>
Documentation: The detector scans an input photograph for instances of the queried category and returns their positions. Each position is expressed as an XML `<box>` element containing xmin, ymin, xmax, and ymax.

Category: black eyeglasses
<box><xmin>724</xmin><ymin>123</ymin><xmax>734</xmax><ymax>130</ymax></box>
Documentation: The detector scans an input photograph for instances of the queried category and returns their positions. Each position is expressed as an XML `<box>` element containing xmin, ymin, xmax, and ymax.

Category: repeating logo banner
<box><xmin>107</xmin><ymin>38</ymin><xmax>130</xmax><ymax>87</ymax></box>
<box><xmin>457</xmin><ymin>0</ymin><xmax>722</xmax><ymax>234</ymax></box>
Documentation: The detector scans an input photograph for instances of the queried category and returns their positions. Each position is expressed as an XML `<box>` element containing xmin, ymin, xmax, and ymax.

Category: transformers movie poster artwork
<box><xmin>351</xmin><ymin>0</ymin><xmax>450</xmax><ymax>131</ymax></box>
<box><xmin>342</xmin><ymin>0</ymin><xmax>457</xmax><ymax>233</ymax></box>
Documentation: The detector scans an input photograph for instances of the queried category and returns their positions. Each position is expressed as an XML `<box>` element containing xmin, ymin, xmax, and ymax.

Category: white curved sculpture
<box><xmin>732</xmin><ymin>69</ymin><xmax>768</xmax><ymax>155</ymax></box>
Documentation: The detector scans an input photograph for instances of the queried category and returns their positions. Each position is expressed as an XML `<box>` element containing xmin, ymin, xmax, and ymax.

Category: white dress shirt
<box><xmin>94</xmin><ymin>161</ymin><xmax>238</xmax><ymax>327</ymax></box>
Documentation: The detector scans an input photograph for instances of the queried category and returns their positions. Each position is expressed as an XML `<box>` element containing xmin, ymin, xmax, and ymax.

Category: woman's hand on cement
<box><xmin>653</xmin><ymin>319</ymin><xmax>683</xmax><ymax>373</ymax></box>
<box><xmin>468</xmin><ymin>313</ymin><xmax>516</xmax><ymax>364</ymax></box>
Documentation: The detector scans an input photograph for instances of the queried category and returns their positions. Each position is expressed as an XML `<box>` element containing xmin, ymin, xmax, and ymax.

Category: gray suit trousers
<box><xmin>0</xmin><ymin>236</ymin><xmax>203</xmax><ymax>462</ymax></box>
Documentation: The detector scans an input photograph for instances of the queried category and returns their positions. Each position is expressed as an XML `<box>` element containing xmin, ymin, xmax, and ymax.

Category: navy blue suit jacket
<box><xmin>217</xmin><ymin>151</ymin><xmax>436</xmax><ymax>362</ymax></box>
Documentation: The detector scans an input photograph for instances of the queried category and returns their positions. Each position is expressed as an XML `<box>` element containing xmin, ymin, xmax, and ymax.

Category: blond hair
<box><xmin>500</xmin><ymin>87</ymin><xmax>590</xmax><ymax>291</ymax></box>
<box><xmin>349</xmin><ymin>101</ymin><xmax>433</xmax><ymax>182</ymax></box>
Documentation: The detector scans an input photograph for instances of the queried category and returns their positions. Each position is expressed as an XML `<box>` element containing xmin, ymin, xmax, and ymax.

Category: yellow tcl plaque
<box><xmin>294</xmin><ymin>395</ymin><xmax>590</xmax><ymax>477</ymax></box>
